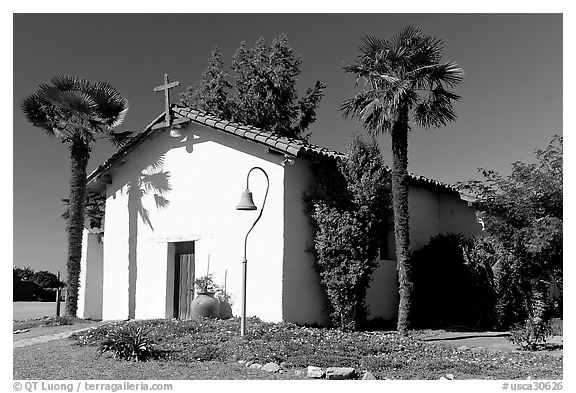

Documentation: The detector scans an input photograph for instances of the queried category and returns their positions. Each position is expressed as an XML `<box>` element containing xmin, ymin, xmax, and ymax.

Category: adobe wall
<box><xmin>99</xmin><ymin>123</ymin><xmax>287</xmax><ymax>322</ymax></box>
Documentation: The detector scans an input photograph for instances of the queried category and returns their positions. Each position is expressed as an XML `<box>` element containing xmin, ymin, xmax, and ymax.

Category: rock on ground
<box><xmin>307</xmin><ymin>366</ymin><xmax>325</xmax><ymax>378</ymax></box>
<box><xmin>262</xmin><ymin>362</ymin><xmax>281</xmax><ymax>373</ymax></box>
<box><xmin>326</xmin><ymin>367</ymin><xmax>356</xmax><ymax>380</ymax></box>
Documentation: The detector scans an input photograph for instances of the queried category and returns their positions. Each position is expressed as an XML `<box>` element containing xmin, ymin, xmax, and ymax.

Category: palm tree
<box><xmin>22</xmin><ymin>75</ymin><xmax>130</xmax><ymax>316</ymax></box>
<box><xmin>341</xmin><ymin>25</ymin><xmax>464</xmax><ymax>334</ymax></box>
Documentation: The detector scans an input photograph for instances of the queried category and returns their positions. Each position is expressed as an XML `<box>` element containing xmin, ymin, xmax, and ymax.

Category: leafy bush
<box><xmin>195</xmin><ymin>274</ymin><xmax>232</xmax><ymax>306</ymax></box>
<box><xmin>214</xmin><ymin>290</ymin><xmax>232</xmax><ymax>305</ymax></box>
<box><xmin>195</xmin><ymin>274</ymin><xmax>217</xmax><ymax>294</ymax></box>
<box><xmin>304</xmin><ymin>135</ymin><xmax>391</xmax><ymax>330</ymax></box>
<box><xmin>98</xmin><ymin>324</ymin><xmax>159</xmax><ymax>361</ymax></box>
<box><xmin>42</xmin><ymin>316</ymin><xmax>74</xmax><ymax>327</ymax></box>
<box><xmin>508</xmin><ymin>317</ymin><xmax>553</xmax><ymax>351</ymax></box>
<box><xmin>458</xmin><ymin>136</ymin><xmax>563</xmax><ymax>329</ymax></box>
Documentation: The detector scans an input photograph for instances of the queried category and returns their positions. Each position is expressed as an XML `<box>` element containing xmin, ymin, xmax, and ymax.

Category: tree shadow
<box><xmin>101</xmin><ymin>126</ymin><xmax>200</xmax><ymax>320</ymax></box>
<box><xmin>421</xmin><ymin>333</ymin><xmax>510</xmax><ymax>342</ymax></box>
<box><xmin>538</xmin><ymin>342</ymin><xmax>563</xmax><ymax>351</ymax></box>
<box><xmin>126</xmin><ymin>154</ymin><xmax>172</xmax><ymax>319</ymax></box>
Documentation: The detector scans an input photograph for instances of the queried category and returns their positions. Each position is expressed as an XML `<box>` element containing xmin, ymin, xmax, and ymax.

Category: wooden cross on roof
<box><xmin>154</xmin><ymin>73</ymin><xmax>180</xmax><ymax>127</ymax></box>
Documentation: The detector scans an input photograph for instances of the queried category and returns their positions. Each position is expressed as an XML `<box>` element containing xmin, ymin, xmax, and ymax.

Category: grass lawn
<box><xmin>13</xmin><ymin>301</ymin><xmax>58</xmax><ymax>321</ymax></box>
<box><xmin>13</xmin><ymin>340</ymin><xmax>300</xmax><ymax>380</ymax></box>
<box><xmin>14</xmin><ymin>317</ymin><xmax>562</xmax><ymax>380</ymax></box>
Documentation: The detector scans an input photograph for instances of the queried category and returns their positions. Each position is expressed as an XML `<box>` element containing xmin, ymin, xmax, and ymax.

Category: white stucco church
<box><xmin>77</xmin><ymin>100</ymin><xmax>482</xmax><ymax>325</ymax></box>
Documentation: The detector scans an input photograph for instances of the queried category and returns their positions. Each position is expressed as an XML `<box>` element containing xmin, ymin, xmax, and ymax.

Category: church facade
<box><xmin>78</xmin><ymin>105</ymin><xmax>482</xmax><ymax>324</ymax></box>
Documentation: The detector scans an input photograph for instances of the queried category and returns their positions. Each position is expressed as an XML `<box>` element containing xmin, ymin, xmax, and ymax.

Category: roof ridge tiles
<box><xmin>88</xmin><ymin>105</ymin><xmax>460</xmax><ymax>195</ymax></box>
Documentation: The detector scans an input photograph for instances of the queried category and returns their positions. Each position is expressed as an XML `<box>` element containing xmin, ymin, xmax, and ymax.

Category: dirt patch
<box><xmin>415</xmin><ymin>330</ymin><xmax>563</xmax><ymax>357</ymax></box>
<box><xmin>13</xmin><ymin>321</ymin><xmax>102</xmax><ymax>342</ymax></box>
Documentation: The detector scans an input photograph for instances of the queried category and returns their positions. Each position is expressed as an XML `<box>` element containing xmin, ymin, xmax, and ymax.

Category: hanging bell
<box><xmin>236</xmin><ymin>190</ymin><xmax>257</xmax><ymax>210</ymax></box>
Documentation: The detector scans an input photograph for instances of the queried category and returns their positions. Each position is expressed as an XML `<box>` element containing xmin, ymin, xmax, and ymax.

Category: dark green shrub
<box><xmin>13</xmin><ymin>267</ymin><xmax>65</xmax><ymax>301</ymax></box>
<box><xmin>180</xmin><ymin>35</ymin><xmax>325</xmax><ymax>140</ymax></box>
<box><xmin>98</xmin><ymin>324</ymin><xmax>159</xmax><ymax>361</ymax></box>
<box><xmin>304</xmin><ymin>135</ymin><xmax>392</xmax><ymax>331</ymax></box>
<box><xmin>458</xmin><ymin>136</ymin><xmax>563</xmax><ymax>329</ymax></box>
<box><xmin>508</xmin><ymin>317</ymin><xmax>553</xmax><ymax>351</ymax></box>
<box><xmin>464</xmin><ymin>235</ymin><xmax>557</xmax><ymax>331</ymax></box>
<box><xmin>411</xmin><ymin>233</ymin><xmax>496</xmax><ymax>329</ymax></box>
<box><xmin>42</xmin><ymin>316</ymin><xmax>74</xmax><ymax>327</ymax></box>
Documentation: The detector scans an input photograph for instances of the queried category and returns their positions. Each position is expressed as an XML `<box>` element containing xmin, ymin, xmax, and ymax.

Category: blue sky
<box><xmin>12</xmin><ymin>13</ymin><xmax>563</xmax><ymax>274</ymax></box>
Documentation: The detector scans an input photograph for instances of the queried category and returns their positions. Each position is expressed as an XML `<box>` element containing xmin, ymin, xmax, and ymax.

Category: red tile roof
<box><xmin>87</xmin><ymin>106</ymin><xmax>460</xmax><ymax>194</ymax></box>
<box><xmin>172</xmin><ymin>106</ymin><xmax>345</xmax><ymax>160</ymax></box>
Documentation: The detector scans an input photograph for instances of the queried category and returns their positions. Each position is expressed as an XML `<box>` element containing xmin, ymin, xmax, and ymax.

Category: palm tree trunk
<box><xmin>391</xmin><ymin>111</ymin><xmax>412</xmax><ymax>334</ymax></box>
<box><xmin>65</xmin><ymin>140</ymin><xmax>90</xmax><ymax>317</ymax></box>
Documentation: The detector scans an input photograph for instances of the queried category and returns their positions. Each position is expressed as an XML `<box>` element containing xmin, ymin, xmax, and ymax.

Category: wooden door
<box><xmin>177</xmin><ymin>254</ymin><xmax>195</xmax><ymax>320</ymax></box>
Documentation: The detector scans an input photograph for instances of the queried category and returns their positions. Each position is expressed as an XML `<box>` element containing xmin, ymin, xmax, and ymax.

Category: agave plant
<box><xmin>98</xmin><ymin>324</ymin><xmax>158</xmax><ymax>361</ymax></box>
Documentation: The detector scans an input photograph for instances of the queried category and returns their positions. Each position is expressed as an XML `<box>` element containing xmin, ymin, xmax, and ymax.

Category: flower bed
<box><xmin>70</xmin><ymin>317</ymin><xmax>562</xmax><ymax>380</ymax></box>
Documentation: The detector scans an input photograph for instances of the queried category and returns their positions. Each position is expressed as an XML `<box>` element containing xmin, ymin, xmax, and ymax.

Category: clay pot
<box><xmin>217</xmin><ymin>301</ymin><xmax>233</xmax><ymax>319</ymax></box>
<box><xmin>190</xmin><ymin>292</ymin><xmax>220</xmax><ymax>318</ymax></box>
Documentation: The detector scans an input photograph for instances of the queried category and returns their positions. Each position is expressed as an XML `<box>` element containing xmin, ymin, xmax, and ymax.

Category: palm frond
<box><xmin>389</xmin><ymin>25</ymin><xmax>422</xmax><ymax>62</ymax></box>
<box><xmin>341</xmin><ymin>91</ymin><xmax>393</xmax><ymax>133</ymax></box>
<box><xmin>50</xmin><ymin>75</ymin><xmax>89</xmax><ymax>92</ymax></box>
<box><xmin>358</xmin><ymin>35</ymin><xmax>390</xmax><ymax>57</ymax></box>
<box><xmin>108</xmin><ymin>130</ymin><xmax>134</xmax><ymax>148</ymax></box>
<box><xmin>412</xmin><ymin>61</ymin><xmax>464</xmax><ymax>88</ymax></box>
<box><xmin>90</xmin><ymin>81</ymin><xmax>130</xmax><ymax>128</ymax></box>
<box><xmin>39</xmin><ymin>87</ymin><xmax>97</xmax><ymax>115</ymax></box>
<box><xmin>21</xmin><ymin>93</ymin><xmax>54</xmax><ymax>134</ymax></box>
<box><xmin>437</xmin><ymin>61</ymin><xmax>465</xmax><ymax>87</ymax></box>
<box><xmin>342</xmin><ymin>26</ymin><xmax>463</xmax><ymax>134</ymax></box>
<box><xmin>363</xmin><ymin>105</ymin><xmax>393</xmax><ymax>134</ymax></box>
<box><xmin>340</xmin><ymin>92</ymin><xmax>370</xmax><ymax>120</ymax></box>
<box><xmin>413</xmin><ymin>86</ymin><xmax>459</xmax><ymax>129</ymax></box>
<box><xmin>432</xmin><ymin>85</ymin><xmax>461</xmax><ymax>101</ymax></box>
<box><xmin>21</xmin><ymin>74</ymin><xmax>129</xmax><ymax>144</ymax></box>
<box><xmin>373</xmin><ymin>72</ymin><xmax>400</xmax><ymax>85</ymax></box>
<box><xmin>408</xmin><ymin>34</ymin><xmax>444</xmax><ymax>68</ymax></box>
<box><xmin>359</xmin><ymin>98</ymin><xmax>381</xmax><ymax>123</ymax></box>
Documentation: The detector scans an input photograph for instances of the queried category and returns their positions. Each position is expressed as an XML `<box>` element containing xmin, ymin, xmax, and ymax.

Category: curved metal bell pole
<box><xmin>237</xmin><ymin>166</ymin><xmax>270</xmax><ymax>337</ymax></box>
